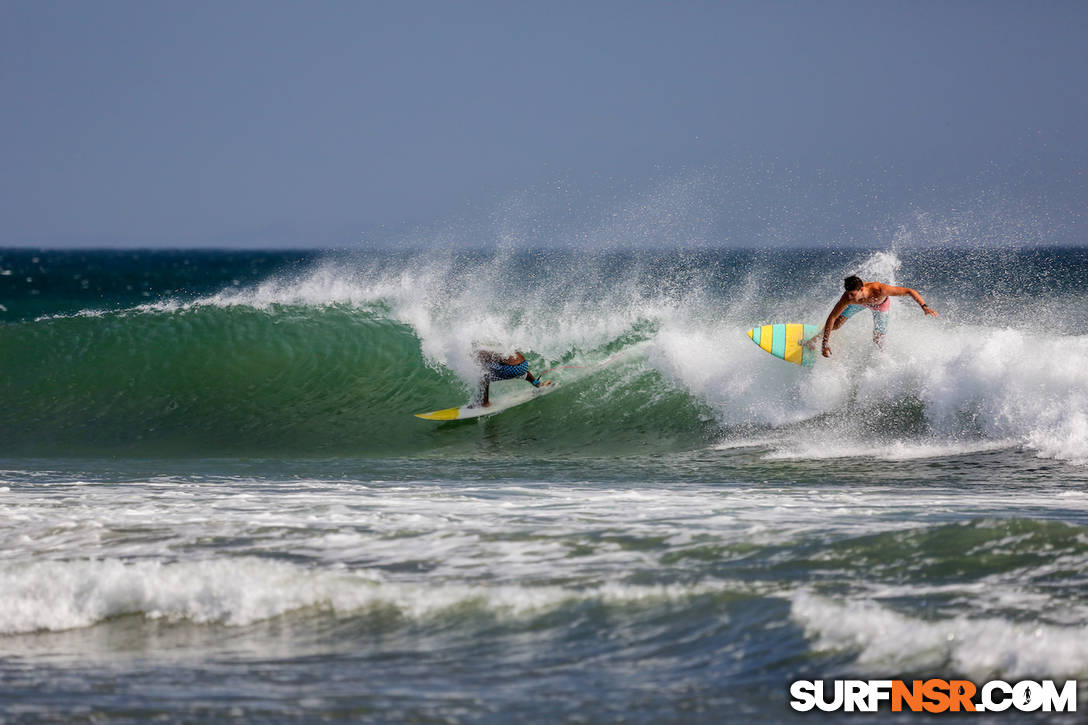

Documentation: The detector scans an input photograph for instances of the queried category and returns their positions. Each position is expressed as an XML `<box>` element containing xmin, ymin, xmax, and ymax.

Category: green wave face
<box><xmin>0</xmin><ymin>304</ymin><xmax>716</xmax><ymax>458</ymax></box>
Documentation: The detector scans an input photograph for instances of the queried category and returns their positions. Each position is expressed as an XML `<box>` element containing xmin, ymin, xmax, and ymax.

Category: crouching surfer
<box><xmin>471</xmin><ymin>348</ymin><xmax>552</xmax><ymax>408</ymax></box>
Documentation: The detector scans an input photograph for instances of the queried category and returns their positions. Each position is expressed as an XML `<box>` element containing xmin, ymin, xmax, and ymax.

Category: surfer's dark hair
<box><xmin>844</xmin><ymin>275</ymin><xmax>863</xmax><ymax>291</ymax></box>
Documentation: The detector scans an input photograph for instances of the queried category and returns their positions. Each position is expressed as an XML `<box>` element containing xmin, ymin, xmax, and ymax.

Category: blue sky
<box><xmin>2</xmin><ymin>0</ymin><xmax>1086</xmax><ymax>247</ymax></box>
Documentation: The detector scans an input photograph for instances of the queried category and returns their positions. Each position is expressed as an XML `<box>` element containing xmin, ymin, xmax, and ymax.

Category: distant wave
<box><xmin>0</xmin><ymin>556</ymin><xmax>731</xmax><ymax>634</ymax></box>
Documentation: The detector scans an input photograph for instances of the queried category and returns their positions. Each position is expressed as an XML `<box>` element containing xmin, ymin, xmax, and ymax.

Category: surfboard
<box><xmin>746</xmin><ymin>323</ymin><xmax>821</xmax><ymax>367</ymax></box>
<box><xmin>414</xmin><ymin>381</ymin><xmax>557</xmax><ymax>421</ymax></box>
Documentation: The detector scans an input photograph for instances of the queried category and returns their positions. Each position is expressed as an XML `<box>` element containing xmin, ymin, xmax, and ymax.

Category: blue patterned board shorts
<box><xmin>840</xmin><ymin>303</ymin><xmax>889</xmax><ymax>336</ymax></box>
<box><xmin>485</xmin><ymin>360</ymin><xmax>530</xmax><ymax>381</ymax></box>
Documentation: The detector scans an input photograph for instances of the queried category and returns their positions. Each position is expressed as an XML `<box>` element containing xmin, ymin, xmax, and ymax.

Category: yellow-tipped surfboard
<box><xmin>415</xmin><ymin>381</ymin><xmax>557</xmax><ymax>421</ymax></box>
<box><xmin>746</xmin><ymin>323</ymin><xmax>821</xmax><ymax>367</ymax></box>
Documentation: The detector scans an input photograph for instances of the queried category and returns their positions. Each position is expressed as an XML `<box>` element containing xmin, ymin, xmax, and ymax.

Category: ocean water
<box><xmin>1</xmin><ymin>246</ymin><xmax>1087</xmax><ymax>723</ymax></box>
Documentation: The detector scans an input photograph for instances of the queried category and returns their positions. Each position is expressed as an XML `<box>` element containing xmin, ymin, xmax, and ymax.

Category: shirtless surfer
<box><xmin>471</xmin><ymin>348</ymin><xmax>551</xmax><ymax>407</ymax></box>
<box><xmin>807</xmin><ymin>275</ymin><xmax>938</xmax><ymax>357</ymax></box>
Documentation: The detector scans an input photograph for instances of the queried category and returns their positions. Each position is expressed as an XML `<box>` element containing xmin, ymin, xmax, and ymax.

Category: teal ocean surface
<box><xmin>1</xmin><ymin>247</ymin><xmax>1087</xmax><ymax>723</ymax></box>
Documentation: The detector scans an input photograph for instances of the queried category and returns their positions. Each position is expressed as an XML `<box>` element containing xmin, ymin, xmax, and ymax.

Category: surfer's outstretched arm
<box><xmin>880</xmin><ymin>284</ymin><xmax>938</xmax><ymax>316</ymax></box>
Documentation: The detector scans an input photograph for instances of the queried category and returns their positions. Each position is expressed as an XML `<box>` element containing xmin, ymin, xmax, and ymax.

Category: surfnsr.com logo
<box><xmin>789</xmin><ymin>679</ymin><xmax>1077</xmax><ymax>713</ymax></box>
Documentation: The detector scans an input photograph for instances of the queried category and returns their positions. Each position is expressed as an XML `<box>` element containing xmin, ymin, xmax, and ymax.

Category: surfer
<box><xmin>810</xmin><ymin>275</ymin><xmax>938</xmax><ymax>356</ymax></box>
<box><xmin>471</xmin><ymin>348</ymin><xmax>548</xmax><ymax>407</ymax></box>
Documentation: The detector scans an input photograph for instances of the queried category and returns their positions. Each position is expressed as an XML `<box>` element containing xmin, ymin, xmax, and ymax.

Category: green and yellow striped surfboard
<box><xmin>746</xmin><ymin>323</ymin><xmax>821</xmax><ymax>367</ymax></box>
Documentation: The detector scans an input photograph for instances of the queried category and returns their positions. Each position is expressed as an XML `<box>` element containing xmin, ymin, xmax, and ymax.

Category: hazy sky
<box><xmin>2</xmin><ymin>0</ymin><xmax>1086</xmax><ymax>247</ymax></box>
